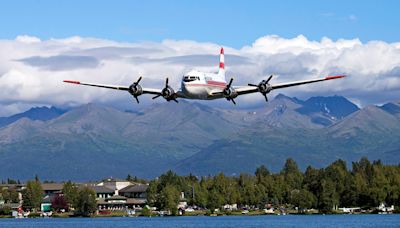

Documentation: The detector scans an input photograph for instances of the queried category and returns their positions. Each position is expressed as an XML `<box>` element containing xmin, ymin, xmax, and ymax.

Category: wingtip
<box><xmin>325</xmin><ymin>75</ymin><xmax>346</xmax><ymax>80</ymax></box>
<box><xmin>63</xmin><ymin>80</ymin><xmax>80</xmax><ymax>84</ymax></box>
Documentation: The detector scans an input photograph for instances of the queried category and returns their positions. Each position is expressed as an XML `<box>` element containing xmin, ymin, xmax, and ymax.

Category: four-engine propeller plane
<box><xmin>64</xmin><ymin>48</ymin><xmax>345</xmax><ymax>104</ymax></box>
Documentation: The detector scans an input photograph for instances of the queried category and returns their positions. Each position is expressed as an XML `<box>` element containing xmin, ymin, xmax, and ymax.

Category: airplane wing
<box><xmin>235</xmin><ymin>75</ymin><xmax>345</xmax><ymax>96</ymax></box>
<box><xmin>63</xmin><ymin>80</ymin><xmax>162</xmax><ymax>95</ymax></box>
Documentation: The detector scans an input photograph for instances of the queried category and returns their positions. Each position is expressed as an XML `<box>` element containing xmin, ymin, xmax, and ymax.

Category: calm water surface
<box><xmin>0</xmin><ymin>214</ymin><xmax>399</xmax><ymax>228</ymax></box>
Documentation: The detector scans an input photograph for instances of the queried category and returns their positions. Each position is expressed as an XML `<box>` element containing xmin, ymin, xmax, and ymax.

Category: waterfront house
<box><xmin>97</xmin><ymin>178</ymin><xmax>132</xmax><ymax>195</ymax></box>
<box><xmin>97</xmin><ymin>195</ymin><xmax>146</xmax><ymax>210</ymax></box>
<box><xmin>119</xmin><ymin>184</ymin><xmax>148</xmax><ymax>199</ymax></box>
<box><xmin>89</xmin><ymin>186</ymin><xmax>115</xmax><ymax>199</ymax></box>
<box><xmin>42</xmin><ymin>183</ymin><xmax>64</xmax><ymax>196</ymax></box>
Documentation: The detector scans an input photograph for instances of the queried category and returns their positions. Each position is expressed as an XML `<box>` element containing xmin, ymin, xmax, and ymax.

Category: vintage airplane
<box><xmin>64</xmin><ymin>48</ymin><xmax>345</xmax><ymax>104</ymax></box>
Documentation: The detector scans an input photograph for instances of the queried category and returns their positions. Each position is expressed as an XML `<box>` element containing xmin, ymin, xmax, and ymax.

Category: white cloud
<box><xmin>0</xmin><ymin>35</ymin><xmax>399</xmax><ymax>116</ymax></box>
<box><xmin>15</xmin><ymin>35</ymin><xmax>41</xmax><ymax>44</ymax></box>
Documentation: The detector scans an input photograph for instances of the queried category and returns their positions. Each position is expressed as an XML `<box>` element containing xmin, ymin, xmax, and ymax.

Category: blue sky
<box><xmin>1</xmin><ymin>0</ymin><xmax>399</xmax><ymax>47</ymax></box>
<box><xmin>0</xmin><ymin>0</ymin><xmax>399</xmax><ymax>115</ymax></box>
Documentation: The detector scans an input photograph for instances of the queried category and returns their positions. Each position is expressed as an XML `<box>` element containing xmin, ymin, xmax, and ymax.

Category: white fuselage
<box><xmin>180</xmin><ymin>70</ymin><xmax>227</xmax><ymax>100</ymax></box>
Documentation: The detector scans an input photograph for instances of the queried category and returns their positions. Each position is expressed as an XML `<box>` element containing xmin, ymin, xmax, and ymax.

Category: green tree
<box><xmin>126</xmin><ymin>174</ymin><xmax>133</xmax><ymax>182</ymax></box>
<box><xmin>207</xmin><ymin>188</ymin><xmax>224</xmax><ymax>213</ymax></box>
<box><xmin>318</xmin><ymin>179</ymin><xmax>339</xmax><ymax>213</ymax></box>
<box><xmin>255</xmin><ymin>165</ymin><xmax>270</xmax><ymax>183</ymax></box>
<box><xmin>62</xmin><ymin>181</ymin><xmax>79</xmax><ymax>210</ymax></box>
<box><xmin>146</xmin><ymin>179</ymin><xmax>160</xmax><ymax>208</ymax></box>
<box><xmin>0</xmin><ymin>206</ymin><xmax>12</xmax><ymax>216</ymax></box>
<box><xmin>22</xmin><ymin>180</ymin><xmax>43</xmax><ymax>211</ymax></box>
<box><xmin>76</xmin><ymin>187</ymin><xmax>97</xmax><ymax>217</ymax></box>
<box><xmin>384</xmin><ymin>165</ymin><xmax>400</xmax><ymax>206</ymax></box>
<box><xmin>290</xmin><ymin>189</ymin><xmax>316</xmax><ymax>211</ymax></box>
<box><xmin>160</xmin><ymin>185</ymin><xmax>180</xmax><ymax>215</ymax></box>
<box><xmin>341</xmin><ymin>175</ymin><xmax>358</xmax><ymax>207</ymax></box>
<box><xmin>194</xmin><ymin>182</ymin><xmax>208</xmax><ymax>208</ymax></box>
<box><xmin>6</xmin><ymin>178</ymin><xmax>17</xmax><ymax>184</ymax></box>
<box><xmin>1</xmin><ymin>188</ymin><xmax>19</xmax><ymax>203</ymax></box>
<box><xmin>282</xmin><ymin>158</ymin><xmax>303</xmax><ymax>190</ymax></box>
<box><xmin>282</xmin><ymin>158</ymin><xmax>300</xmax><ymax>175</ymax></box>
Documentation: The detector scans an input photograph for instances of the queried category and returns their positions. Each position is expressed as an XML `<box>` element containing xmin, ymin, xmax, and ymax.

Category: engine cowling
<box><xmin>162</xmin><ymin>86</ymin><xmax>176</xmax><ymax>100</ymax></box>
<box><xmin>248</xmin><ymin>75</ymin><xmax>274</xmax><ymax>102</ymax></box>
<box><xmin>258</xmin><ymin>80</ymin><xmax>272</xmax><ymax>94</ymax></box>
<box><xmin>128</xmin><ymin>83</ymin><xmax>143</xmax><ymax>97</ymax></box>
<box><xmin>223</xmin><ymin>87</ymin><xmax>238</xmax><ymax>99</ymax></box>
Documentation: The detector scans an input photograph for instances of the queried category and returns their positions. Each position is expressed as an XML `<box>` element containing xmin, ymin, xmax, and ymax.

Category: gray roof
<box><xmin>119</xmin><ymin>184</ymin><xmax>148</xmax><ymax>193</ymax></box>
<box><xmin>90</xmin><ymin>186</ymin><xmax>114</xmax><ymax>193</ymax></box>
<box><xmin>0</xmin><ymin>184</ymin><xmax>25</xmax><ymax>191</ymax></box>
<box><xmin>126</xmin><ymin>198</ymin><xmax>146</xmax><ymax>204</ymax></box>
<box><xmin>42</xmin><ymin>183</ymin><xmax>64</xmax><ymax>191</ymax></box>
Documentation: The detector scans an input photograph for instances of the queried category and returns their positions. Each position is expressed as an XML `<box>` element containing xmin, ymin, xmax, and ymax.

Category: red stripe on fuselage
<box><xmin>207</xmin><ymin>80</ymin><xmax>226</xmax><ymax>86</ymax></box>
<box><xmin>185</xmin><ymin>83</ymin><xmax>226</xmax><ymax>88</ymax></box>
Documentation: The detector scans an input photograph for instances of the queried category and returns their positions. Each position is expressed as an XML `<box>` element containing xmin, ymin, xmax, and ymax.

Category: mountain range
<box><xmin>0</xmin><ymin>94</ymin><xmax>399</xmax><ymax>181</ymax></box>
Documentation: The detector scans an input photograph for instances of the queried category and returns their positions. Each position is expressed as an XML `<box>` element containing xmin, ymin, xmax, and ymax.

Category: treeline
<box><xmin>147</xmin><ymin>157</ymin><xmax>400</xmax><ymax>214</ymax></box>
<box><xmin>0</xmin><ymin>178</ymin><xmax>97</xmax><ymax>217</ymax></box>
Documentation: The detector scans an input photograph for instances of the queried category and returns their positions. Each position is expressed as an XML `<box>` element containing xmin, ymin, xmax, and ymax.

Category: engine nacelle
<box><xmin>258</xmin><ymin>80</ymin><xmax>272</xmax><ymax>94</ymax></box>
<box><xmin>223</xmin><ymin>87</ymin><xmax>238</xmax><ymax>99</ymax></box>
<box><xmin>128</xmin><ymin>84</ymin><xmax>143</xmax><ymax>97</ymax></box>
<box><xmin>162</xmin><ymin>86</ymin><xmax>176</xmax><ymax>101</ymax></box>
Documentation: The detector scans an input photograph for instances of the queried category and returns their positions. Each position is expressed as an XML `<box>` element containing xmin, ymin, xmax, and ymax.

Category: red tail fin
<box><xmin>219</xmin><ymin>47</ymin><xmax>225</xmax><ymax>69</ymax></box>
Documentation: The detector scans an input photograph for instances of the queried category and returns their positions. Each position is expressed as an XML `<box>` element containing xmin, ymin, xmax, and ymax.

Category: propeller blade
<box><xmin>264</xmin><ymin>94</ymin><xmax>268</xmax><ymax>102</ymax></box>
<box><xmin>173</xmin><ymin>99</ymin><xmax>179</xmax><ymax>103</ymax></box>
<box><xmin>248</xmin><ymin>83</ymin><xmax>258</xmax><ymax>87</ymax></box>
<box><xmin>231</xmin><ymin>98</ymin><xmax>236</xmax><ymax>105</ymax></box>
<box><xmin>134</xmin><ymin>96</ymin><xmax>140</xmax><ymax>103</ymax></box>
<box><xmin>136</xmin><ymin>76</ymin><xmax>142</xmax><ymax>84</ymax></box>
<box><xmin>266</xmin><ymin>75</ymin><xmax>273</xmax><ymax>83</ymax></box>
<box><xmin>227</xmin><ymin>78</ymin><xmax>234</xmax><ymax>88</ymax></box>
<box><xmin>165</xmin><ymin>78</ymin><xmax>169</xmax><ymax>87</ymax></box>
<box><xmin>152</xmin><ymin>95</ymin><xmax>161</xmax><ymax>99</ymax></box>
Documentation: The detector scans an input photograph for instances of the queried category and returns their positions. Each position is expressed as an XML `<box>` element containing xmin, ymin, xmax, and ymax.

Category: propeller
<box><xmin>223</xmin><ymin>78</ymin><xmax>237</xmax><ymax>105</ymax></box>
<box><xmin>248</xmin><ymin>75</ymin><xmax>273</xmax><ymax>102</ymax></box>
<box><xmin>152</xmin><ymin>78</ymin><xmax>178</xmax><ymax>103</ymax></box>
<box><xmin>129</xmin><ymin>76</ymin><xmax>143</xmax><ymax>103</ymax></box>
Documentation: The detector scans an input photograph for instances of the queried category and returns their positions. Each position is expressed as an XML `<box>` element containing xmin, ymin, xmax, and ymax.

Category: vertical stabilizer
<box><xmin>218</xmin><ymin>47</ymin><xmax>226</xmax><ymax>78</ymax></box>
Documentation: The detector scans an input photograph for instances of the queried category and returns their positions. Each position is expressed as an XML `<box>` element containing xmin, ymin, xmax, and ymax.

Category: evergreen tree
<box><xmin>318</xmin><ymin>179</ymin><xmax>339</xmax><ymax>213</ymax></box>
<box><xmin>290</xmin><ymin>189</ymin><xmax>316</xmax><ymax>211</ymax></box>
<box><xmin>62</xmin><ymin>181</ymin><xmax>79</xmax><ymax>210</ymax></box>
<box><xmin>22</xmin><ymin>180</ymin><xmax>43</xmax><ymax>210</ymax></box>
<box><xmin>76</xmin><ymin>187</ymin><xmax>97</xmax><ymax>217</ymax></box>
<box><xmin>255</xmin><ymin>165</ymin><xmax>270</xmax><ymax>179</ymax></box>
<box><xmin>160</xmin><ymin>185</ymin><xmax>180</xmax><ymax>215</ymax></box>
<box><xmin>1</xmin><ymin>188</ymin><xmax>19</xmax><ymax>203</ymax></box>
<box><xmin>126</xmin><ymin>174</ymin><xmax>133</xmax><ymax>182</ymax></box>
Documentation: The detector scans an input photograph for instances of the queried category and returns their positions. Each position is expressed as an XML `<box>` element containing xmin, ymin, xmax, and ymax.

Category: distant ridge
<box><xmin>0</xmin><ymin>95</ymin><xmax>399</xmax><ymax>180</ymax></box>
<box><xmin>0</xmin><ymin>106</ymin><xmax>66</xmax><ymax>128</ymax></box>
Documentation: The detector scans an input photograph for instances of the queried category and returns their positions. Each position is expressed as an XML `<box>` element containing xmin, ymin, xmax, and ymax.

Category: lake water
<box><xmin>0</xmin><ymin>214</ymin><xmax>399</xmax><ymax>227</ymax></box>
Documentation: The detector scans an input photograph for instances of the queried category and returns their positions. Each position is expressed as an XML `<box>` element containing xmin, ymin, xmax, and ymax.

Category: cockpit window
<box><xmin>183</xmin><ymin>76</ymin><xmax>200</xmax><ymax>82</ymax></box>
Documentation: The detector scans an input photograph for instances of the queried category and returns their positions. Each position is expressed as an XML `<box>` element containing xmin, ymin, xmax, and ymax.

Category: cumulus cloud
<box><xmin>17</xmin><ymin>55</ymin><xmax>100</xmax><ymax>71</ymax></box>
<box><xmin>0</xmin><ymin>35</ymin><xmax>399</xmax><ymax>116</ymax></box>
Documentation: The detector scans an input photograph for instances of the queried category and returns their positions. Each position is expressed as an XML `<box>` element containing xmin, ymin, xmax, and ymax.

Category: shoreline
<box><xmin>1</xmin><ymin>211</ymin><xmax>397</xmax><ymax>219</ymax></box>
